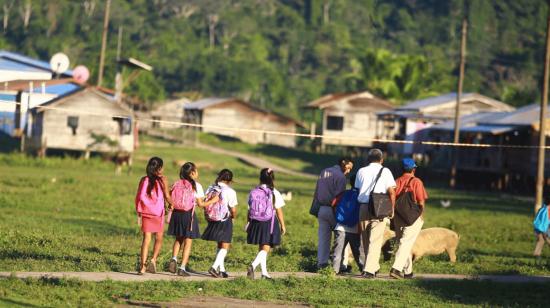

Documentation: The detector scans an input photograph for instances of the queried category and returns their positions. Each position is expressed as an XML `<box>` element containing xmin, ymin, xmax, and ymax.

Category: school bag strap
<box><xmin>369</xmin><ymin>166</ymin><xmax>385</xmax><ymax>197</ymax></box>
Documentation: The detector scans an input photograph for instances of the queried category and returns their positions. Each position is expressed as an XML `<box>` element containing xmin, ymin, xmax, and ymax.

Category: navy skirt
<box><xmin>167</xmin><ymin>210</ymin><xmax>200</xmax><ymax>239</ymax></box>
<box><xmin>201</xmin><ymin>219</ymin><xmax>233</xmax><ymax>243</ymax></box>
<box><xmin>247</xmin><ymin>217</ymin><xmax>281</xmax><ymax>247</ymax></box>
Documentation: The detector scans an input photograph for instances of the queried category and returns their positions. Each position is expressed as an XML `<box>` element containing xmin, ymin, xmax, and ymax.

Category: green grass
<box><xmin>0</xmin><ymin>276</ymin><xmax>549</xmax><ymax>307</ymax></box>
<box><xmin>0</xmin><ymin>135</ymin><xmax>549</xmax><ymax>306</ymax></box>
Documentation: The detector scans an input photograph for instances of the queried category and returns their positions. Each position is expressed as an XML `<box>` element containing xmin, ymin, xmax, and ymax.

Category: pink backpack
<box><xmin>204</xmin><ymin>185</ymin><xmax>229</xmax><ymax>221</ymax></box>
<box><xmin>171</xmin><ymin>179</ymin><xmax>195</xmax><ymax>211</ymax></box>
<box><xmin>135</xmin><ymin>177</ymin><xmax>164</xmax><ymax>217</ymax></box>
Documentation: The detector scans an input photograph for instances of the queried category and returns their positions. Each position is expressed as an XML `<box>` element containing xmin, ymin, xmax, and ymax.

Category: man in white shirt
<box><xmin>354</xmin><ymin>148</ymin><xmax>396</xmax><ymax>278</ymax></box>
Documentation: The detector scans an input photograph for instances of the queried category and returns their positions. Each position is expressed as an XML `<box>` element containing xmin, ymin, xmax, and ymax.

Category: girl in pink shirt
<box><xmin>135</xmin><ymin>157</ymin><xmax>173</xmax><ymax>274</ymax></box>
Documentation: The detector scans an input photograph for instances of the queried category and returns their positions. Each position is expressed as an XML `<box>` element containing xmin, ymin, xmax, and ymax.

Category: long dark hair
<box><xmin>259</xmin><ymin>168</ymin><xmax>275</xmax><ymax>189</ymax></box>
<box><xmin>180</xmin><ymin>162</ymin><xmax>197</xmax><ymax>192</ymax></box>
<box><xmin>215</xmin><ymin>169</ymin><xmax>233</xmax><ymax>185</ymax></box>
<box><xmin>146</xmin><ymin>157</ymin><xmax>163</xmax><ymax>196</ymax></box>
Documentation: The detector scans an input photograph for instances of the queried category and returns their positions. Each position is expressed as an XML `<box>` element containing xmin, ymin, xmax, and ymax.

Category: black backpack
<box><xmin>394</xmin><ymin>177</ymin><xmax>422</xmax><ymax>226</ymax></box>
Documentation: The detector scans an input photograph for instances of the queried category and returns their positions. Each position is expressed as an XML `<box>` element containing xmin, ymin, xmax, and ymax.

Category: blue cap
<box><xmin>402</xmin><ymin>158</ymin><xmax>417</xmax><ymax>171</ymax></box>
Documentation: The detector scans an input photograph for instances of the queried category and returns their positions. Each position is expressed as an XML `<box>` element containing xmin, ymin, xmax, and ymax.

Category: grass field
<box><xmin>0</xmin><ymin>135</ymin><xmax>549</xmax><ymax>307</ymax></box>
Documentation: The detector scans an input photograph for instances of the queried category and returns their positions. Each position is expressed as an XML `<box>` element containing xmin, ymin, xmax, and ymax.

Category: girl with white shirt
<box><xmin>246</xmin><ymin>168</ymin><xmax>287</xmax><ymax>279</ymax></box>
<box><xmin>201</xmin><ymin>169</ymin><xmax>238</xmax><ymax>278</ymax></box>
<box><xmin>167</xmin><ymin>162</ymin><xmax>219</xmax><ymax>276</ymax></box>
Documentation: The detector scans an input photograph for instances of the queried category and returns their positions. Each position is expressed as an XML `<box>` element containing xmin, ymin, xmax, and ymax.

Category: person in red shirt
<box><xmin>389</xmin><ymin>158</ymin><xmax>427</xmax><ymax>279</ymax></box>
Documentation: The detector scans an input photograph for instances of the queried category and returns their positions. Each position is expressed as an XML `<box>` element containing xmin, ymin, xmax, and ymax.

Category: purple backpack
<box><xmin>248</xmin><ymin>186</ymin><xmax>276</xmax><ymax>233</ymax></box>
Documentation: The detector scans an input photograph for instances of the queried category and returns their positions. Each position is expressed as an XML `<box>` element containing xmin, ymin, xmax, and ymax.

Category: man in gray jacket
<box><xmin>312</xmin><ymin>158</ymin><xmax>353</xmax><ymax>269</ymax></box>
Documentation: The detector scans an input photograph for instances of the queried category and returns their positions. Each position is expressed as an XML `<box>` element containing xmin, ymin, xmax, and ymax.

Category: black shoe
<box><xmin>219</xmin><ymin>271</ymin><xmax>229</xmax><ymax>278</ymax></box>
<box><xmin>404</xmin><ymin>272</ymin><xmax>414</xmax><ymax>279</ymax></box>
<box><xmin>168</xmin><ymin>259</ymin><xmax>177</xmax><ymax>274</ymax></box>
<box><xmin>208</xmin><ymin>267</ymin><xmax>220</xmax><ymax>278</ymax></box>
<box><xmin>247</xmin><ymin>265</ymin><xmax>255</xmax><ymax>279</ymax></box>
<box><xmin>261</xmin><ymin>274</ymin><xmax>273</xmax><ymax>280</ymax></box>
<box><xmin>361</xmin><ymin>271</ymin><xmax>376</xmax><ymax>279</ymax></box>
<box><xmin>185</xmin><ymin>266</ymin><xmax>196</xmax><ymax>274</ymax></box>
<box><xmin>389</xmin><ymin>268</ymin><xmax>404</xmax><ymax>279</ymax></box>
<box><xmin>177</xmin><ymin>268</ymin><xmax>190</xmax><ymax>277</ymax></box>
<box><xmin>317</xmin><ymin>263</ymin><xmax>329</xmax><ymax>271</ymax></box>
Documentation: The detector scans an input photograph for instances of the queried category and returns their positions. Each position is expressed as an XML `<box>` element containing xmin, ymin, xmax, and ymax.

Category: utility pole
<box><xmin>450</xmin><ymin>16</ymin><xmax>468</xmax><ymax>188</ymax></box>
<box><xmin>115</xmin><ymin>26</ymin><xmax>123</xmax><ymax>103</ymax></box>
<box><xmin>535</xmin><ymin>0</ymin><xmax>550</xmax><ymax>214</ymax></box>
<box><xmin>97</xmin><ymin>0</ymin><xmax>111</xmax><ymax>87</ymax></box>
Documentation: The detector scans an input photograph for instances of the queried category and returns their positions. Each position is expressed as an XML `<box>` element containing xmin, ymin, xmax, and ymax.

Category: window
<box><xmin>113</xmin><ymin>117</ymin><xmax>132</xmax><ymax>135</ymax></box>
<box><xmin>326</xmin><ymin>116</ymin><xmax>344</xmax><ymax>131</ymax></box>
<box><xmin>67</xmin><ymin>116</ymin><xmax>79</xmax><ymax>135</ymax></box>
<box><xmin>152</xmin><ymin>116</ymin><xmax>160</xmax><ymax>128</ymax></box>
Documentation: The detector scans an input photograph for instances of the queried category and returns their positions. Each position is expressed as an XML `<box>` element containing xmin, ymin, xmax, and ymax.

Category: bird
<box><xmin>440</xmin><ymin>199</ymin><xmax>451</xmax><ymax>208</ymax></box>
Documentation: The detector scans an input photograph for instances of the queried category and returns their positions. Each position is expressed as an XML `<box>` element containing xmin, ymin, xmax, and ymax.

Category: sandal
<box><xmin>138</xmin><ymin>263</ymin><xmax>146</xmax><ymax>275</ymax></box>
<box><xmin>146</xmin><ymin>260</ymin><xmax>157</xmax><ymax>274</ymax></box>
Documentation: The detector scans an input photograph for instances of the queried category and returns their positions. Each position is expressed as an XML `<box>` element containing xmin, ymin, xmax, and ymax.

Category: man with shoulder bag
<box><xmin>389</xmin><ymin>158</ymin><xmax>427</xmax><ymax>279</ymax></box>
<box><xmin>355</xmin><ymin>149</ymin><xmax>396</xmax><ymax>278</ymax></box>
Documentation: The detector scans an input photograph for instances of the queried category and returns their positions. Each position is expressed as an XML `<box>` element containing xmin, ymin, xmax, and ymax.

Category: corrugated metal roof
<box><xmin>184</xmin><ymin>97</ymin><xmax>231</xmax><ymax>110</ymax></box>
<box><xmin>480</xmin><ymin>103</ymin><xmax>544</xmax><ymax>126</ymax></box>
<box><xmin>400</xmin><ymin>92</ymin><xmax>472</xmax><ymax>110</ymax></box>
<box><xmin>0</xmin><ymin>50</ymin><xmax>74</xmax><ymax>77</ymax></box>
<box><xmin>431</xmin><ymin>112</ymin><xmax>509</xmax><ymax>131</ymax></box>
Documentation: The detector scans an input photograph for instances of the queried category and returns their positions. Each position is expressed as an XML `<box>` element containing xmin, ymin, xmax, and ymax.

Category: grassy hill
<box><xmin>0</xmin><ymin>136</ymin><xmax>548</xmax><ymax>306</ymax></box>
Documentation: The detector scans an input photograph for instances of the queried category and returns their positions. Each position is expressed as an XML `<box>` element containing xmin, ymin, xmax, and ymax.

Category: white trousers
<box><xmin>392</xmin><ymin>217</ymin><xmax>424</xmax><ymax>274</ymax></box>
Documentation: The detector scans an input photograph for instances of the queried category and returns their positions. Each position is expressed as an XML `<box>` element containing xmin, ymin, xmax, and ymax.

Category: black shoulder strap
<box><xmin>370</xmin><ymin>167</ymin><xmax>385</xmax><ymax>194</ymax></box>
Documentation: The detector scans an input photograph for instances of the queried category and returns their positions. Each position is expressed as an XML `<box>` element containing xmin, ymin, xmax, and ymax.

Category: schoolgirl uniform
<box><xmin>246</xmin><ymin>185</ymin><xmax>285</xmax><ymax>247</ymax></box>
<box><xmin>167</xmin><ymin>181</ymin><xmax>204</xmax><ymax>239</ymax></box>
<box><xmin>135</xmin><ymin>176</ymin><xmax>165</xmax><ymax>233</ymax></box>
<box><xmin>201</xmin><ymin>182</ymin><xmax>238</xmax><ymax>243</ymax></box>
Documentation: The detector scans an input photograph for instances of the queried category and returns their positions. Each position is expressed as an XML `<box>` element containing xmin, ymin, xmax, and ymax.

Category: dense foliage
<box><xmin>0</xmin><ymin>0</ymin><xmax>547</xmax><ymax>118</ymax></box>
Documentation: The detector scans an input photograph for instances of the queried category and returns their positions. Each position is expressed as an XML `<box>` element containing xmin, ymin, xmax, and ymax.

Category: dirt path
<box><xmin>2</xmin><ymin>271</ymin><xmax>550</xmax><ymax>283</ymax></box>
<box><xmin>120</xmin><ymin>296</ymin><xmax>308</xmax><ymax>308</ymax></box>
<box><xmin>195</xmin><ymin>143</ymin><xmax>317</xmax><ymax>179</ymax></box>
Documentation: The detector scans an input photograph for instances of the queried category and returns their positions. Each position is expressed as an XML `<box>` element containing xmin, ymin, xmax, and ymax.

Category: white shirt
<box><xmin>247</xmin><ymin>185</ymin><xmax>286</xmax><ymax>209</ymax></box>
<box><xmin>194</xmin><ymin>182</ymin><xmax>205</xmax><ymax>199</ymax></box>
<box><xmin>217</xmin><ymin>182</ymin><xmax>238</xmax><ymax>208</ymax></box>
<box><xmin>355</xmin><ymin>163</ymin><xmax>396</xmax><ymax>203</ymax></box>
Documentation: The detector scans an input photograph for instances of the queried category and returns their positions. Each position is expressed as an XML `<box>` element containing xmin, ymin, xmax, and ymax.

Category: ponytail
<box><xmin>259</xmin><ymin>168</ymin><xmax>275</xmax><ymax>190</ymax></box>
<box><xmin>215</xmin><ymin>169</ymin><xmax>233</xmax><ymax>185</ymax></box>
<box><xmin>145</xmin><ymin>157</ymin><xmax>163</xmax><ymax>196</ymax></box>
<box><xmin>179</xmin><ymin>162</ymin><xmax>197</xmax><ymax>191</ymax></box>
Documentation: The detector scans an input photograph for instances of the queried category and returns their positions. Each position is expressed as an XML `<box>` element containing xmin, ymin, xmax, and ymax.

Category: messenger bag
<box><xmin>368</xmin><ymin>167</ymin><xmax>393</xmax><ymax>219</ymax></box>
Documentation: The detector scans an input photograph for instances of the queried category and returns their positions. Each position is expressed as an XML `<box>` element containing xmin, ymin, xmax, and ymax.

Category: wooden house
<box><xmin>150</xmin><ymin>97</ymin><xmax>190</xmax><ymax>129</ymax></box>
<box><xmin>429</xmin><ymin>104</ymin><xmax>550</xmax><ymax>192</ymax></box>
<box><xmin>26</xmin><ymin>87</ymin><xmax>135</xmax><ymax>155</ymax></box>
<box><xmin>377</xmin><ymin>92</ymin><xmax>514</xmax><ymax>156</ymax></box>
<box><xmin>305</xmin><ymin>91</ymin><xmax>393</xmax><ymax>148</ymax></box>
<box><xmin>184</xmin><ymin>97</ymin><xmax>302</xmax><ymax>147</ymax></box>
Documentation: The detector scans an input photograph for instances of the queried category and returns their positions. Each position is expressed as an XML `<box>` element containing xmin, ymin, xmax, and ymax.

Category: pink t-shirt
<box><xmin>135</xmin><ymin>176</ymin><xmax>165</xmax><ymax>217</ymax></box>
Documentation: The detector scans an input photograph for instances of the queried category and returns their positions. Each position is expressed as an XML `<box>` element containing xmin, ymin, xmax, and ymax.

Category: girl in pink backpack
<box><xmin>201</xmin><ymin>169</ymin><xmax>238</xmax><ymax>278</ymax></box>
<box><xmin>167</xmin><ymin>162</ymin><xmax>219</xmax><ymax>276</ymax></box>
<box><xmin>135</xmin><ymin>157</ymin><xmax>173</xmax><ymax>275</ymax></box>
<box><xmin>246</xmin><ymin>168</ymin><xmax>287</xmax><ymax>279</ymax></box>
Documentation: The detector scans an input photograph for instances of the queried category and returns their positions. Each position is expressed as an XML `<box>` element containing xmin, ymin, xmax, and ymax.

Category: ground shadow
<box><xmin>63</xmin><ymin>218</ymin><xmax>136</xmax><ymax>236</ymax></box>
<box><xmin>413</xmin><ymin>279</ymin><xmax>550</xmax><ymax>306</ymax></box>
<box><xmin>0</xmin><ymin>298</ymin><xmax>42</xmax><ymax>308</ymax></box>
<box><xmin>298</xmin><ymin>247</ymin><xmax>317</xmax><ymax>272</ymax></box>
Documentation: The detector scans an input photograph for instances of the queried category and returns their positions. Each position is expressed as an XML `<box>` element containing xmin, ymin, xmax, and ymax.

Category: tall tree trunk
<box><xmin>323</xmin><ymin>1</ymin><xmax>331</xmax><ymax>25</ymax></box>
<box><xmin>3</xmin><ymin>1</ymin><xmax>13</xmax><ymax>34</ymax></box>
<box><xmin>19</xmin><ymin>0</ymin><xmax>31</xmax><ymax>32</ymax></box>
<box><xmin>208</xmin><ymin>14</ymin><xmax>218</xmax><ymax>49</ymax></box>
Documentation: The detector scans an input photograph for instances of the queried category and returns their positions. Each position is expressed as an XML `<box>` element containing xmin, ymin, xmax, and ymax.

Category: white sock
<box><xmin>212</xmin><ymin>248</ymin><xmax>227</xmax><ymax>271</ymax></box>
<box><xmin>179</xmin><ymin>264</ymin><xmax>186</xmax><ymax>270</ymax></box>
<box><xmin>171</xmin><ymin>256</ymin><xmax>177</xmax><ymax>262</ymax></box>
<box><xmin>251</xmin><ymin>250</ymin><xmax>265</xmax><ymax>269</ymax></box>
<box><xmin>260</xmin><ymin>251</ymin><xmax>269</xmax><ymax>276</ymax></box>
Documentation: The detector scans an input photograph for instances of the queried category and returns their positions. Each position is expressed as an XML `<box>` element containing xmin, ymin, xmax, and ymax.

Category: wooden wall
<box><xmin>29</xmin><ymin>90</ymin><xmax>134</xmax><ymax>153</ymax></box>
<box><xmin>200</xmin><ymin>101</ymin><xmax>296</xmax><ymax>147</ymax></box>
<box><xmin>321</xmin><ymin>99</ymin><xmax>391</xmax><ymax>147</ymax></box>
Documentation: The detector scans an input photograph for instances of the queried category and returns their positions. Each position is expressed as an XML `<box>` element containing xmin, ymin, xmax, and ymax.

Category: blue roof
<box><xmin>32</xmin><ymin>83</ymin><xmax>80</xmax><ymax>95</ymax></box>
<box><xmin>0</xmin><ymin>50</ymin><xmax>73</xmax><ymax>77</ymax></box>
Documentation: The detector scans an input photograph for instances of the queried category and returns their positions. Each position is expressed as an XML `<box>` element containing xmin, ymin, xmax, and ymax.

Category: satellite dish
<box><xmin>73</xmin><ymin>65</ymin><xmax>90</xmax><ymax>83</ymax></box>
<box><xmin>49</xmin><ymin>52</ymin><xmax>70</xmax><ymax>74</ymax></box>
